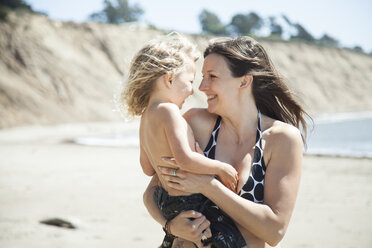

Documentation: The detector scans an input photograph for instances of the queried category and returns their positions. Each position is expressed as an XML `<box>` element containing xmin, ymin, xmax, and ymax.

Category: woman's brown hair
<box><xmin>204</xmin><ymin>36</ymin><xmax>310</xmax><ymax>142</ymax></box>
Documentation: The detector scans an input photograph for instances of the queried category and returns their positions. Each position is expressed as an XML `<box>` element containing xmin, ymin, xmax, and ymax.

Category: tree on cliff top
<box><xmin>89</xmin><ymin>0</ymin><xmax>143</xmax><ymax>24</ymax></box>
<box><xmin>199</xmin><ymin>9</ymin><xmax>227</xmax><ymax>35</ymax></box>
<box><xmin>0</xmin><ymin>0</ymin><xmax>33</xmax><ymax>20</ymax></box>
<box><xmin>229</xmin><ymin>12</ymin><xmax>263</xmax><ymax>36</ymax></box>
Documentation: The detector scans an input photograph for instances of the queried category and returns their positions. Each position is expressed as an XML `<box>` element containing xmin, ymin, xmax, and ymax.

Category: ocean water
<box><xmin>305</xmin><ymin>112</ymin><xmax>372</xmax><ymax>158</ymax></box>
<box><xmin>73</xmin><ymin>112</ymin><xmax>372</xmax><ymax>158</ymax></box>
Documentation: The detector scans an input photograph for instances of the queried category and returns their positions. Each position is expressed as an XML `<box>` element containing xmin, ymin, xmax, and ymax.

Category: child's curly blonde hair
<box><xmin>121</xmin><ymin>33</ymin><xmax>199</xmax><ymax>116</ymax></box>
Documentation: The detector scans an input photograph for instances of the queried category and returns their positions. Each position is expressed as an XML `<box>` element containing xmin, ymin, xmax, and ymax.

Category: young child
<box><xmin>122</xmin><ymin>33</ymin><xmax>246</xmax><ymax>248</ymax></box>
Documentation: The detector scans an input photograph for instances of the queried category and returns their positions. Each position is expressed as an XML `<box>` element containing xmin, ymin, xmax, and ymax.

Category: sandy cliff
<box><xmin>1</xmin><ymin>12</ymin><xmax>372</xmax><ymax>128</ymax></box>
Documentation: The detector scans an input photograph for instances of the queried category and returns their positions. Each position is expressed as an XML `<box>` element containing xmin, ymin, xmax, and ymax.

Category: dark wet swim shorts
<box><xmin>154</xmin><ymin>186</ymin><xmax>246</xmax><ymax>248</ymax></box>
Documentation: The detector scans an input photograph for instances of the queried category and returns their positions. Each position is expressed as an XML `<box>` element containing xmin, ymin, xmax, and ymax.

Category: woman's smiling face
<box><xmin>199</xmin><ymin>53</ymin><xmax>241</xmax><ymax>115</ymax></box>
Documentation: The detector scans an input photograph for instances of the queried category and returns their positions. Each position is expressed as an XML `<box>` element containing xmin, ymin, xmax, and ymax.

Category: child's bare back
<box><xmin>140</xmin><ymin>102</ymin><xmax>196</xmax><ymax>196</ymax></box>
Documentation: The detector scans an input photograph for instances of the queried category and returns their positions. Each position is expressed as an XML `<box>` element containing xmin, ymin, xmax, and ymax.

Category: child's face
<box><xmin>172</xmin><ymin>60</ymin><xmax>196</xmax><ymax>108</ymax></box>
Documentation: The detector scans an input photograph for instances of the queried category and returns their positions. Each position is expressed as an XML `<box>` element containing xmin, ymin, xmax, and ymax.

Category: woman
<box><xmin>144</xmin><ymin>36</ymin><xmax>308</xmax><ymax>247</ymax></box>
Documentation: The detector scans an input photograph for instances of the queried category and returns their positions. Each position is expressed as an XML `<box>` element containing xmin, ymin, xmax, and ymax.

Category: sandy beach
<box><xmin>0</xmin><ymin>122</ymin><xmax>371</xmax><ymax>248</ymax></box>
<box><xmin>1</xmin><ymin>9</ymin><xmax>372</xmax><ymax>248</ymax></box>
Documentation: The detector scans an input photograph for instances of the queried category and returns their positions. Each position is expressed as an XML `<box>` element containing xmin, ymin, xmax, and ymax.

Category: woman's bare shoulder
<box><xmin>183</xmin><ymin>108</ymin><xmax>218</xmax><ymax>147</ymax></box>
<box><xmin>183</xmin><ymin>108</ymin><xmax>215</xmax><ymax>127</ymax></box>
<box><xmin>262</xmin><ymin>115</ymin><xmax>301</xmax><ymax>141</ymax></box>
<box><xmin>262</xmin><ymin>115</ymin><xmax>303</xmax><ymax>161</ymax></box>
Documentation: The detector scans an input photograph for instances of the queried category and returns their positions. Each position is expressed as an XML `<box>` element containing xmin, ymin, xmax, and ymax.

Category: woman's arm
<box><xmin>161</xmin><ymin>126</ymin><xmax>303</xmax><ymax>246</ymax></box>
<box><xmin>143</xmin><ymin>174</ymin><xmax>212</xmax><ymax>243</ymax></box>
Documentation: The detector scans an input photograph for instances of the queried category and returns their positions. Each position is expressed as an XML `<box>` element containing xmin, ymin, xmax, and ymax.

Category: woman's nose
<box><xmin>199</xmin><ymin>78</ymin><xmax>208</xmax><ymax>91</ymax></box>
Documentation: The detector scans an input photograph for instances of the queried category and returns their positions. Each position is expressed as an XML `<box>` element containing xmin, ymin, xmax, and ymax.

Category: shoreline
<box><xmin>304</xmin><ymin>153</ymin><xmax>372</xmax><ymax>160</ymax></box>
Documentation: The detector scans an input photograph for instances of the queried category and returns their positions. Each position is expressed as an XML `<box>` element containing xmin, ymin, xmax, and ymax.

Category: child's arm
<box><xmin>158</xmin><ymin>104</ymin><xmax>237</xmax><ymax>191</ymax></box>
<box><xmin>140</xmin><ymin>144</ymin><xmax>156</xmax><ymax>176</ymax></box>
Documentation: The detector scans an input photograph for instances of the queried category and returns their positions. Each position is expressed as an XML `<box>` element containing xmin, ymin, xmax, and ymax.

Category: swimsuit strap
<box><xmin>258</xmin><ymin>111</ymin><xmax>261</xmax><ymax>130</ymax></box>
<box><xmin>203</xmin><ymin>116</ymin><xmax>221</xmax><ymax>159</ymax></box>
<box><xmin>238</xmin><ymin>110</ymin><xmax>267</xmax><ymax>203</ymax></box>
<box><xmin>255</xmin><ymin>110</ymin><xmax>264</xmax><ymax>168</ymax></box>
<box><xmin>213</xmin><ymin>116</ymin><xmax>222</xmax><ymax>132</ymax></box>
<box><xmin>257</xmin><ymin>110</ymin><xmax>263</xmax><ymax>149</ymax></box>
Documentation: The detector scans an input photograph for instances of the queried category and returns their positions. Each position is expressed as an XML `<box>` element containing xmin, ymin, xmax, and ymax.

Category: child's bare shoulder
<box><xmin>156</xmin><ymin>102</ymin><xmax>179</xmax><ymax>112</ymax></box>
<box><xmin>155</xmin><ymin>102</ymin><xmax>180</xmax><ymax>117</ymax></box>
<box><xmin>147</xmin><ymin>102</ymin><xmax>182</xmax><ymax>123</ymax></box>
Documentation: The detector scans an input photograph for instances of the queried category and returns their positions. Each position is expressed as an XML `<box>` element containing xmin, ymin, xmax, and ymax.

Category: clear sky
<box><xmin>26</xmin><ymin>0</ymin><xmax>372</xmax><ymax>52</ymax></box>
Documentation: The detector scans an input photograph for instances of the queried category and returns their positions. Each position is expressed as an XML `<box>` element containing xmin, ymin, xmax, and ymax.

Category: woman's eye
<box><xmin>210</xmin><ymin>75</ymin><xmax>216</xmax><ymax>78</ymax></box>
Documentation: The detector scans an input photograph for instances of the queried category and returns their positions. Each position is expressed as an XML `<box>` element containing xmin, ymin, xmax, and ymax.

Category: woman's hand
<box><xmin>196</xmin><ymin>141</ymin><xmax>238</xmax><ymax>193</ymax></box>
<box><xmin>159</xmin><ymin>164</ymin><xmax>214</xmax><ymax>194</ymax></box>
<box><xmin>168</xmin><ymin>210</ymin><xmax>212</xmax><ymax>245</ymax></box>
<box><xmin>159</xmin><ymin>141</ymin><xmax>222</xmax><ymax>194</ymax></box>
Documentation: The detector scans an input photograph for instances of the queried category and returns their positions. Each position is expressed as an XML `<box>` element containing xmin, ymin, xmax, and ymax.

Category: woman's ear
<box><xmin>240</xmin><ymin>74</ymin><xmax>253</xmax><ymax>88</ymax></box>
<box><xmin>163</xmin><ymin>72</ymin><xmax>173</xmax><ymax>89</ymax></box>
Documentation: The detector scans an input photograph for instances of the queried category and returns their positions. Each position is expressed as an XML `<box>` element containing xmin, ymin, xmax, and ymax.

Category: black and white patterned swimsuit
<box><xmin>154</xmin><ymin>114</ymin><xmax>248</xmax><ymax>248</ymax></box>
<box><xmin>204</xmin><ymin>111</ymin><xmax>267</xmax><ymax>203</ymax></box>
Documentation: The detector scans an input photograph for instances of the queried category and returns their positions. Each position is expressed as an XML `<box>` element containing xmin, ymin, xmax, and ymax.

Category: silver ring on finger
<box><xmin>172</xmin><ymin>169</ymin><xmax>177</xmax><ymax>177</ymax></box>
